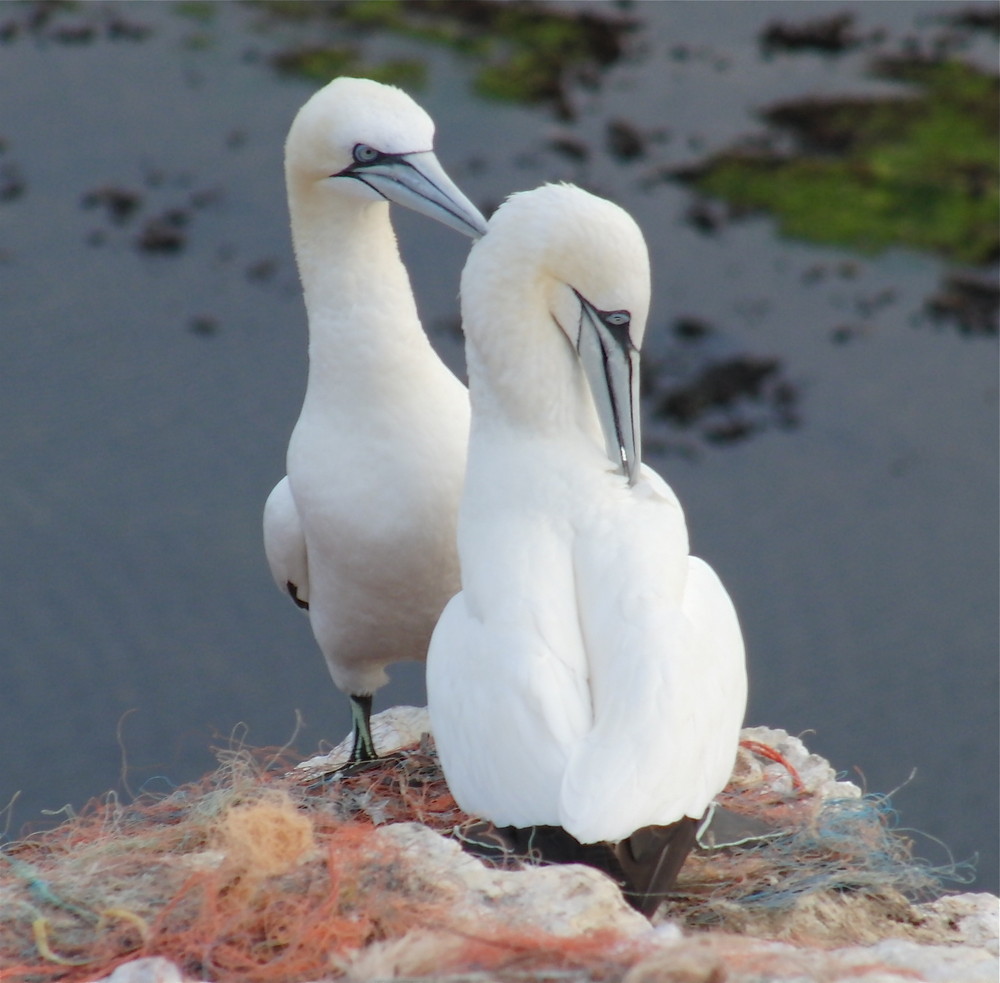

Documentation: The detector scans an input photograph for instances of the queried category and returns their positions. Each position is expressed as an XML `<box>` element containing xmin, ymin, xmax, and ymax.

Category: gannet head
<box><xmin>467</xmin><ymin>183</ymin><xmax>650</xmax><ymax>484</ymax></box>
<box><xmin>285</xmin><ymin>76</ymin><xmax>488</xmax><ymax>238</ymax></box>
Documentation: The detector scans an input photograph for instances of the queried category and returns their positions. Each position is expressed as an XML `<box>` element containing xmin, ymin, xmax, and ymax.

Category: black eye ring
<box><xmin>604</xmin><ymin>311</ymin><xmax>631</xmax><ymax>328</ymax></box>
<box><xmin>352</xmin><ymin>143</ymin><xmax>382</xmax><ymax>165</ymax></box>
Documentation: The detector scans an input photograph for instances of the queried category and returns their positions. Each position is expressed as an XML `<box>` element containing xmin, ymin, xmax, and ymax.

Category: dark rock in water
<box><xmin>657</xmin><ymin>356</ymin><xmax>783</xmax><ymax>426</ymax></box>
<box><xmin>81</xmin><ymin>185</ymin><xmax>143</xmax><ymax>225</ymax></box>
<box><xmin>672</xmin><ymin>317</ymin><xmax>714</xmax><ymax>341</ymax></box>
<box><xmin>136</xmin><ymin>209</ymin><xmax>189</xmax><ymax>254</ymax></box>
<box><xmin>925</xmin><ymin>273</ymin><xmax>1000</xmax><ymax>336</ymax></box>
<box><xmin>607</xmin><ymin>119</ymin><xmax>646</xmax><ymax>161</ymax></box>
<box><xmin>684</xmin><ymin>199</ymin><xmax>726</xmax><ymax>236</ymax></box>
<box><xmin>943</xmin><ymin>6</ymin><xmax>1000</xmax><ymax>36</ymax></box>
<box><xmin>760</xmin><ymin>13</ymin><xmax>871</xmax><ymax>55</ymax></box>
<box><xmin>548</xmin><ymin>134</ymin><xmax>590</xmax><ymax>163</ymax></box>
<box><xmin>0</xmin><ymin>160</ymin><xmax>25</xmax><ymax>202</ymax></box>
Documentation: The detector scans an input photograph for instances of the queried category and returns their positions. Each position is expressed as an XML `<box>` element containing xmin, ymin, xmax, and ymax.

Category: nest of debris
<box><xmin>0</xmin><ymin>711</ymin><xmax>969</xmax><ymax>982</ymax></box>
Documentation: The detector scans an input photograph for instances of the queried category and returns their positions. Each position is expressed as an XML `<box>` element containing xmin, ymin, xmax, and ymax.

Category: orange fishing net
<box><xmin>0</xmin><ymin>731</ymin><xmax>964</xmax><ymax>981</ymax></box>
<box><xmin>0</xmin><ymin>737</ymin><xmax>638</xmax><ymax>982</ymax></box>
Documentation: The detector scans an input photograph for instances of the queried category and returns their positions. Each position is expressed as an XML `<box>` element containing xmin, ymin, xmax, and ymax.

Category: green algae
<box><xmin>682</xmin><ymin>57</ymin><xmax>999</xmax><ymax>265</ymax></box>
<box><xmin>270</xmin><ymin>45</ymin><xmax>426</xmax><ymax>90</ymax></box>
<box><xmin>249</xmin><ymin>0</ymin><xmax>633</xmax><ymax>117</ymax></box>
<box><xmin>174</xmin><ymin>2</ymin><xmax>217</xmax><ymax>25</ymax></box>
<box><xmin>464</xmin><ymin>2</ymin><xmax>628</xmax><ymax>110</ymax></box>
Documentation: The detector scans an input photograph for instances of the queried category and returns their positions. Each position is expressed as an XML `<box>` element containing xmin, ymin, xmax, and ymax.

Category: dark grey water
<box><xmin>1</xmin><ymin>2</ymin><xmax>996</xmax><ymax>893</ymax></box>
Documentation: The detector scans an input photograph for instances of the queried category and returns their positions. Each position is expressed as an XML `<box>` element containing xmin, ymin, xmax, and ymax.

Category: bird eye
<box><xmin>352</xmin><ymin>144</ymin><xmax>381</xmax><ymax>164</ymax></box>
<box><xmin>605</xmin><ymin>311</ymin><xmax>631</xmax><ymax>328</ymax></box>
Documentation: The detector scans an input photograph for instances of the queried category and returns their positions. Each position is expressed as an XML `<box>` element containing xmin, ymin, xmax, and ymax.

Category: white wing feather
<box><xmin>263</xmin><ymin>475</ymin><xmax>310</xmax><ymax>607</ymax></box>
<box><xmin>427</xmin><ymin>505</ymin><xmax>592</xmax><ymax>828</ymax></box>
<box><xmin>559</xmin><ymin>471</ymin><xmax>746</xmax><ymax>843</ymax></box>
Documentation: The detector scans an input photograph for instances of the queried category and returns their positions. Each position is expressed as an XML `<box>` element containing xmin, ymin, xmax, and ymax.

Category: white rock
<box><xmin>628</xmin><ymin>927</ymin><xmax>999</xmax><ymax>983</ymax></box>
<box><xmin>89</xmin><ymin>957</ymin><xmax>187</xmax><ymax>983</ymax></box>
<box><xmin>738</xmin><ymin>725</ymin><xmax>862</xmax><ymax>800</ymax></box>
<box><xmin>915</xmin><ymin>893</ymin><xmax>1000</xmax><ymax>955</ymax></box>
<box><xmin>295</xmin><ymin>705</ymin><xmax>430</xmax><ymax>778</ymax></box>
<box><xmin>55</xmin><ymin>711</ymin><xmax>1000</xmax><ymax>983</ymax></box>
<box><xmin>374</xmin><ymin>821</ymin><xmax>650</xmax><ymax>938</ymax></box>
<box><xmin>835</xmin><ymin>938</ymin><xmax>998</xmax><ymax>983</ymax></box>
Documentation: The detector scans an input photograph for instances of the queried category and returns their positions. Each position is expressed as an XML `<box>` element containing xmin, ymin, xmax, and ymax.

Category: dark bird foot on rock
<box><xmin>455</xmin><ymin>818</ymin><xmax>701</xmax><ymax>917</ymax></box>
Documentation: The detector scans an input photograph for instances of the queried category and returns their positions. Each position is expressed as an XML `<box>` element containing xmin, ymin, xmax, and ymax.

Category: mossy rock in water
<box><xmin>270</xmin><ymin>44</ymin><xmax>426</xmax><ymax>89</ymax></box>
<box><xmin>679</xmin><ymin>57</ymin><xmax>999</xmax><ymax>265</ymax></box>
<box><xmin>253</xmin><ymin>0</ymin><xmax>634</xmax><ymax>119</ymax></box>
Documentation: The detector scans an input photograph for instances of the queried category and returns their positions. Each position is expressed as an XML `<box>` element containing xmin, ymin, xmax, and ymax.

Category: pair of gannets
<box><xmin>265</xmin><ymin>77</ymin><xmax>747</xmax><ymax>912</ymax></box>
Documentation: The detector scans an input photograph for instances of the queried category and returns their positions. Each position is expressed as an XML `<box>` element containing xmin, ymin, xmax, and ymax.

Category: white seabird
<box><xmin>426</xmin><ymin>184</ymin><xmax>748</xmax><ymax>914</ymax></box>
<box><xmin>263</xmin><ymin>77</ymin><xmax>487</xmax><ymax>764</ymax></box>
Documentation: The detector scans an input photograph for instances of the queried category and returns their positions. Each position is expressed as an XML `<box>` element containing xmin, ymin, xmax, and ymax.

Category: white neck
<box><xmin>463</xmin><ymin>266</ymin><xmax>602</xmax><ymax>450</ymax></box>
<box><xmin>288</xmin><ymin>177</ymin><xmax>435</xmax><ymax>405</ymax></box>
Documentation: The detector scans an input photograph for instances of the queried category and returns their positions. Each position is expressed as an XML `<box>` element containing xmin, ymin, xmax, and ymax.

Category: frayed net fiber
<box><xmin>0</xmin><ymin>726</ymin><xmax>972</xmax><ymax>981</ymax></box>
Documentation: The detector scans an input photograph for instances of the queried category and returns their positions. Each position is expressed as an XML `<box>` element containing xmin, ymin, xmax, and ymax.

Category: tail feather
<box><xmin>614</xmin><ymin>817</ymin><xmax>699</xmax><ymax>916</ymax></box>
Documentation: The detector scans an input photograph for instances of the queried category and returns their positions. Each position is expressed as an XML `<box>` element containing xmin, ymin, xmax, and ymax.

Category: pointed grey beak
<box><xmin>340</xmin><ymin>149</ymin><xmax>488</xmax><ymax>239</ymax></box>
<box><xmin>573</xmin><ymin>291</ymin><xmax>641</xmax><ymax>485</ymax></box>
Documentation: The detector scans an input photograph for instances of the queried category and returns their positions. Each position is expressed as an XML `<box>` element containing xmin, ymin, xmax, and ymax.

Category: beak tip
<box><xmin>464</xmin><ymin>210</ymin><xmax>489</xmax><ymax>240</ymax></box>
<box><xmin>450</xmin><ymin>210</ymin><xmax>489</xmax><ymax>241</ymax></box>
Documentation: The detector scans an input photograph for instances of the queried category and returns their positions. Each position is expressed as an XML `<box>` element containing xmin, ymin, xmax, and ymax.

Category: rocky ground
<box><xmin>50</xmin><ymin>706</ymin><xmax>997</xmax><ymax>983</ymax></box>
<box><xmin>0</xmin><ymin>706</ymin><xmax>995</xmax><ymax>982</ymax></box>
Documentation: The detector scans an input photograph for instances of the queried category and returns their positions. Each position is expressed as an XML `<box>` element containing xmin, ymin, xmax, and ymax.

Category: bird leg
<box><xmin>348</xmin><ymin>693</ymin><xmax>377</xmax><ymax>764</ymax></box>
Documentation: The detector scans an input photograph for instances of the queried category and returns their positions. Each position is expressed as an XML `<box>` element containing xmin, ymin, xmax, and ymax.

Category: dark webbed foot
<box><xmin>348</xmin><ymin>692</ymin><xmax>377</xmax><ymax>764</ymax></box>
<box><xmin>456</xmin><ymin>818</ymin><xmax>700</xmax><ymax>917</ymax></box>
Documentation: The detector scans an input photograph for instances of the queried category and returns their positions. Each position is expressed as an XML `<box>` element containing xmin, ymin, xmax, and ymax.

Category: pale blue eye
<box><xmin>606</xmin><ymin>311</ymin><xmax>630</xmax><ymax>327</ymax></box>
<box><xmin>353</xmin><ymin>144</ymin><xmax>380</xmax><ymax>164</ymax></box>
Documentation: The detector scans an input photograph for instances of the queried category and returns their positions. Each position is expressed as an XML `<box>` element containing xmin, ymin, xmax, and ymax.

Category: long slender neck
<box><xmin>287</xmin><ymin>176</ymin><xmax>432</xmax><ymax>401</ymax></box>
<box><xmin>463</xmin><ymin>271</ymin><xmax>602</xmax><ymax>448</ymax></box>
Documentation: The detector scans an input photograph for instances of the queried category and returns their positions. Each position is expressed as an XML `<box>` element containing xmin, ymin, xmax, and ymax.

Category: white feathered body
<box><xmin>429</xmin><ymin>433</ymin><xmax>745</xmax><ymax>843</ymax></box>
<box><xmin>427</xmin><ymin>185</ymin><xmax>746</xmax><ymax>844</ymax></box>
<box><xmin>273</xmin><ymin>186</ymin><xmax>469</xmax><ymax>697</ymax></box>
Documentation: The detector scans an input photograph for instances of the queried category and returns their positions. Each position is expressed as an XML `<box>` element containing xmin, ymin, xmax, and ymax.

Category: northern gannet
<box><xmin>426</xmin><ymin>184</ymin><xmax>747</xmax><ymax>914</ymax></box>
<box><xmin>264</xmin><ymin>77</ymin><xmax>486</xmax><ymax>764</ymax></box>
